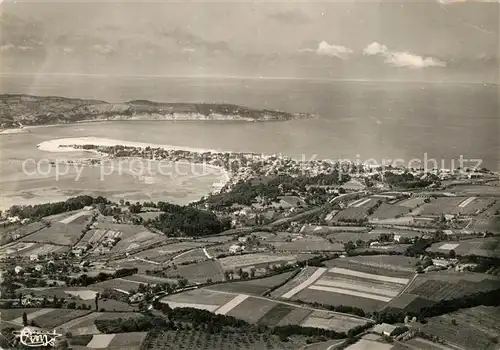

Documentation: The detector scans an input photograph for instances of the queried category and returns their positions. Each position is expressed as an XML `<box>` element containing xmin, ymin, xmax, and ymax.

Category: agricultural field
<box><xmin>218</xmin><ymin>253</ymin><xmax>297</xmax><ymax>271</ymax></box>
<box><xmin>418</xmin><ymin>197</ymin><xmax>495</xmax><ymax>216</ymax></box>
<box><xmin>421</xmin><ymin>306</ymin><xmax>500</xmax><ymax>350</ymax></box>
<box><xmin>344</xmin><ymin>339</ymin><xmax>394</xmax><ymax>350</ymax></box>
<box><xmin>350</xmin><ymin>244</ymin><xmax>412</xmax><ymax>255</ymax></box>
<box><xmin>387</xmin><ymin>271</ymin><xmax>500</xmax><ymax>312</ymax></box>
<box><xmin>57</xmin><ymin>311</ymin><xmax>143</xmax><ymax>335</ymax></box>
<box><xmin>269</xmin><ymin>234</ymin><xmax>344</xmax><ymax>252</ymax></box>
<box><xmin>426</xmin><ymin>237</ymin><xmax>500</xmax><ymax>258</ymax></box>
<box><xmin>18</xmin><ymin>286</ymin><xmax>103</xmax><ymax>300</ymax></box>
<box><xmin>160</xmin><ymin>288</ymin><xmax>236</xmax><ymax>311</ymax></box>
<box><xmin>270</xmin><ymin>267</ymin><xmax>326</xmax><ymax>299</ymax></box>
<box><xmin>326</xmin><ymin>230</ymin><xmax>383</xmax><ymax>244</ymax></box>
<box><xmin>369</xmin><ymin>227</ymin><xmax>424</xmax><ymax>240</ymax></box>
<box><xmin>369</xmin><ymin>203</ymin><xmax>411</xmax><ymax>220</ymax></box>
<box><xmin>144</xmin><ymin>329</ymin><xmax>307</xmax><ymax>350</ymax></box>
<box><xmin>70</xmin><ymin>332</ymin><xmax>148</xmax><ymax>349</ymax></box>
<box><xmin>397</xmin><ymin>197</ymin><xmax>427</xmax><ymax>209</ymax></box>
<box><xmin>0</xmin><ymin>221</ymin><xmax>48</xmax><ymax>244</ymax></box>
<box><xmin>300</xmin><ymin>225</ymin><xmax>370</xmax><ymax>235</ymax></box>
<box><xmin>195</xmin><ymin>234</ymin><xmax>236</xmax><ymax>244</ymax></box>
<box><xmin>18</xmin><ymin>286</ymin><xmax>137</xmax><ymax>311</ymax></box>
<box><xmin>160</xmin><ymin>287</ymin><xmax>369</xmax><ymax>332</ymax></box>
<box><xmin>170</xmin><ymin>248</ymin><xmax>209</xmax><ymax>264</ymax></box>
<box><xmin>0</xmin><ymin>241</ymin><xmax>69</xmax><ymax>258</ymax></box>
<box><xmin>280</xmin><ymin>259</ymin><xmax>413</xmax><ymax>312</ymax></box>
<box><xmin>292</xmin><ymin>267</ymin><xmax>409</xmax><ymax>312</ymax></box>
<box><xmin>323</xmin><ymin>258</ymin><xmax>415</xmax><ymax>278</ymax></box>
<box><xmin>121</xmin><ymin>273</ymin><xmax>178</xmax><ymax>285</ymax></box>
<box><xmin>90</xmin><ymin>276</ymin><xmax>151</xmax><ymax>294</ymax></box>
<box><xmin>333</xmin><ymin>207</ymin><xmax>371</xmax><ymax>222</ymax></box>
<box><xmin>403</xmin><ymin>337</ymin><xmax>455</xmax><ymax>350</ymax></box>
<box><xmin>160</xmin><ymin>259</ymin><xmax>225</xmax><ymax>283</ymax></box>
<box><xmin>0</xmin><ymin>308</ymin><xmax>91</xmax><ymax>329</ymax></box>
<box><xmin>111</xmin><ymin>229</ymin><xmax>166</xmax><ymax>254</ymax></box>
<box><xmin>209</xmin><ymin>270</ymin><xmax>297</xmax><ymax>295</ymax></box>
<box><xmin>42</xmin><ymin>210</ymin><xmax>94</xmax><ymax>224</ymax></box>
<box><xmin>131</xmin><ymin>241</ymin><xmax>207</xmax><ymax>263</ymax></box>
<box><xmin>302</xmin><ymin>339</ymin><xmax>346</xmax><ymax>350</ymax></box>
<box><xmin>20</xmin><ymin>222</ymin><xmax>86</xmax><ymax>246</ymax></box>
<box><xmin>138</xmin><ymin>210</ymin><xmax>165</xmax><ymax>221</ymax></box>
<box><xmin>340</xmin><ymin>255</ymin><xmax>419</xmax><ymax>273</ymax></box>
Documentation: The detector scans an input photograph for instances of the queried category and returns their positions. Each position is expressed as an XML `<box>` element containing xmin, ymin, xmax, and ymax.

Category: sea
<box><xmin>1</xmin><ymin>74</ymin><xmax>499</xmax><ymax>208</ymax></box>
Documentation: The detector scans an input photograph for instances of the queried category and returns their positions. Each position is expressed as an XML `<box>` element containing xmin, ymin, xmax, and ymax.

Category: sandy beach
<box><xmin>0</xmin><ymin>128</ymin><xmax>31</xmax><ymax>135</ymax></box>
<box><xmin>37</xmin><ymin>136</ymin><xmax>221</xmax><ymax>154</ymax></box>
<box><xmin>36</xmin><ymin>136</ymin><xmax>231</xmax><ymax>188</ymax></box>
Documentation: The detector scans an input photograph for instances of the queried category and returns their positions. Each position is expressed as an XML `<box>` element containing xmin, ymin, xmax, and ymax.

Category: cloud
<box><xmin>363</xmin><ymin>42</ymin><xmax>388</xmax><ymax>56</ymax></box>
<box><xmin>316</xmin><ymin>41</ymin><xmax>353</xmax><ymax>59</ymax></box>
<box><xmin>363</xmin><ymin>41</ymin><xmax>446</xmax><ymax>68</ymax></box>
<box><xmin>0</xmin><ymin>43</ymin><xmax>35</xmax><ymax>52</ymax></box>
<box><xmin>437</xmin><ymin>0</ymin><xmax>499</xmax><ymax>4</ymax></box>
<box><xmin>384</xmin><ymin>52</ymin><xmax>446</xmax><ymax>68</ymax></box>
<box><xmin>91</xmin><ymin>44</ymin><xmax>115</xmax><ymax>55</ymax></box>
<box><xmin>163</xmin><ymin>28</ymin><xmax>230</xmax><ymax>54</ymax></box>
<box><xmin>268</xmin><ymin>9</ymin><xmax>310</xmax><ymax>24</ymax></box>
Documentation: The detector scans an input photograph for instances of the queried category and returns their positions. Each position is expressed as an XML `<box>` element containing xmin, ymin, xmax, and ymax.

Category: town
<box><xmin>1</xmin><ymin>145</ymin><xmax>499</xmax><ymax>350</ymax></box>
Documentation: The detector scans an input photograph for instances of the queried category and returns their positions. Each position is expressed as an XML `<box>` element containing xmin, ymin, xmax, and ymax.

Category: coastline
<box><xmin>0</xmin><ymin>128</ymin><xmax>31</xmax><ymax>135</ymax></box>
<box><xmin>37</xmin><ymin>136</ymin><xmax>232</xmax><ymax>190</ymax></box>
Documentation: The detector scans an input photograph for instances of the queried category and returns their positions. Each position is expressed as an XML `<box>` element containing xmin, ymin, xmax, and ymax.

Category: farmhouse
<box><xmin>373</xmin><ymin>323</ymin><xmax>399</xmax><ymax>337</ymax></box>
<box><xmin>229</xmin><ymin>244</ymin><xmax>244</xmax><ymax>254</ymax></box>
<box><xmin>8</xmin><ymin>216</ymin><xmax>21</xmax><ymax>223</ymax></box>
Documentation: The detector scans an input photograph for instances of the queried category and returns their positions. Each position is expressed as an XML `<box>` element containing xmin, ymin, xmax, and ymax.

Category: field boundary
<box><xmin>282</xmin><ymin>268</ymin><xmax>326</xmax><ymax>299</ymax></box>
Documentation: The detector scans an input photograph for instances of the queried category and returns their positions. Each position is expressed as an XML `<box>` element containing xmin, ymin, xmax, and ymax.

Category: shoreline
<box><xmin>37</xmin><ymin>136</ymin><xmax>232</xmax><ymax>189</ymax></box>
<box><xmin>37</xmin><ymin>136</ymin><xmax>222</xmax><ymax>155</ymax></box>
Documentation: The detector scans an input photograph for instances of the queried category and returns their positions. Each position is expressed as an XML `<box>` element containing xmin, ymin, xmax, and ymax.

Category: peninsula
<box><xmin>0</xmin><ymin>94</ymin><xmax>311</xmax><ymax>129</ymax></box>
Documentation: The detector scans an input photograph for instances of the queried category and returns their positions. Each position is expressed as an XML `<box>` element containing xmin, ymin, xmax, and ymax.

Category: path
<box><xmin>202</xmin><ymin>247</ymin><xmax>212</xmax><ymax>259</ymax></box>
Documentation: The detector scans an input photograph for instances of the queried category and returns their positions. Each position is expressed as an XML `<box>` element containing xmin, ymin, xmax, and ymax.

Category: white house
<box><xmin>14</xmin><ymin>266</ymin><xmax>23</xmax><ymax>274</ymax></box>
<box><xmin>229</xmin><ymin>244</ymin><xmax>244</xmax><ymax>254</ymax></box>
<box><xmin>8</xmin><ymin>216</ymin><xmax>21</xmax><ymax>223</ymax></box>
<box><xmin>373</xmin><ymin>323</ymin><xmax>398</xmax><ymax>337</ymax></box>
<box><xmin>29</xmin><ymin>254</ymin><xmax>39</xmax><ymax>261</ymax></box>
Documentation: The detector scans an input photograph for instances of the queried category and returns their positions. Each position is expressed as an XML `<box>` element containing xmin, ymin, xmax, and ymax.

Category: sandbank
<box><xmin>37</xmin><ymin>137</ymin><xmax>220</xmax><ymax>154</ymax></box>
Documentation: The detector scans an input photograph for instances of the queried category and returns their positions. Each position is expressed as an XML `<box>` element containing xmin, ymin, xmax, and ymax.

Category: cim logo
<box><xmin>12</xmin><ymin>326</ymin><xmax>63</xmax><ymax>347</ymax></box>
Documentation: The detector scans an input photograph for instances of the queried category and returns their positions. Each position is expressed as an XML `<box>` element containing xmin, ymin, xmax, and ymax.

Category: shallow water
<box><xmin>1</xmin><ymin>76</ymin><xmax>499</xmax><ymax>209</ymax></box>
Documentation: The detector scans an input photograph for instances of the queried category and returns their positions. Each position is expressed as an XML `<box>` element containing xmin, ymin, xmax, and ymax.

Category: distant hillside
<box><xmin>0</xmin><ymin>94</ymin><xmax>308</xmax><ymax>128</ymax></box>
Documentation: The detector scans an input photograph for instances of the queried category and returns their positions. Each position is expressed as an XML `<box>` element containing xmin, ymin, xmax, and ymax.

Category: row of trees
<box><xmin>7</xmin><ymin>195</ymin><xmax>109</xmax><ymax>219</ymax></box>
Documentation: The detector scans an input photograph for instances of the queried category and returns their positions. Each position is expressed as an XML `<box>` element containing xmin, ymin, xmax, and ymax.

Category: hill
<box><xmin>0</xmin><ymin>94</ymin><xmax>307</xmax><ymax>128</ymax></box>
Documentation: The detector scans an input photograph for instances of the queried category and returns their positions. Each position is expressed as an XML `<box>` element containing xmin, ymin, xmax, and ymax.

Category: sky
<box><xmin>1</xmin><ymin>0</ymin><xmax>499</xmax><ymax>82</ymax></box>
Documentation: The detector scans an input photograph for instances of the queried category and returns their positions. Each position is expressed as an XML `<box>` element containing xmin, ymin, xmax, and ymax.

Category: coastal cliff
<box><xmin>0</xmin><ymin>94</ymin><xmax>309</xmax><ymax>128</ymax></box>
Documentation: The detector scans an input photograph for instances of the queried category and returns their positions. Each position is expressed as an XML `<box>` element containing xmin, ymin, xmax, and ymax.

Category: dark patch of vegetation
<box><xmin>384</xmin><ymin>172</ymin><xmax>438</xmax><ymax>189</ymax></box>
<box><xmin>151</xmin><ymin>202</ymin><xmax>231</xmax><ymax>236</ymax></box>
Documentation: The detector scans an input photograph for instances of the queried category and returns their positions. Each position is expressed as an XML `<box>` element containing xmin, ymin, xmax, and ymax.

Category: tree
<box><xmin>178</xmin><ymin>277</ymin><xmax>188</xmax><ymax>288</ymax></box>
<box><xmin>22</xmin><ymin>312</ymin><xmax>28</xmax><ymax>326</ymax></box>
<box><xmin>95</xmin><ymin>292</ymin><xmax>100</xmax><ymax>311</ymax></box>
<box><xmin>449</xmin><ymin>249</ymin><xmax>456</xmax><ymax>259</ymax></box>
